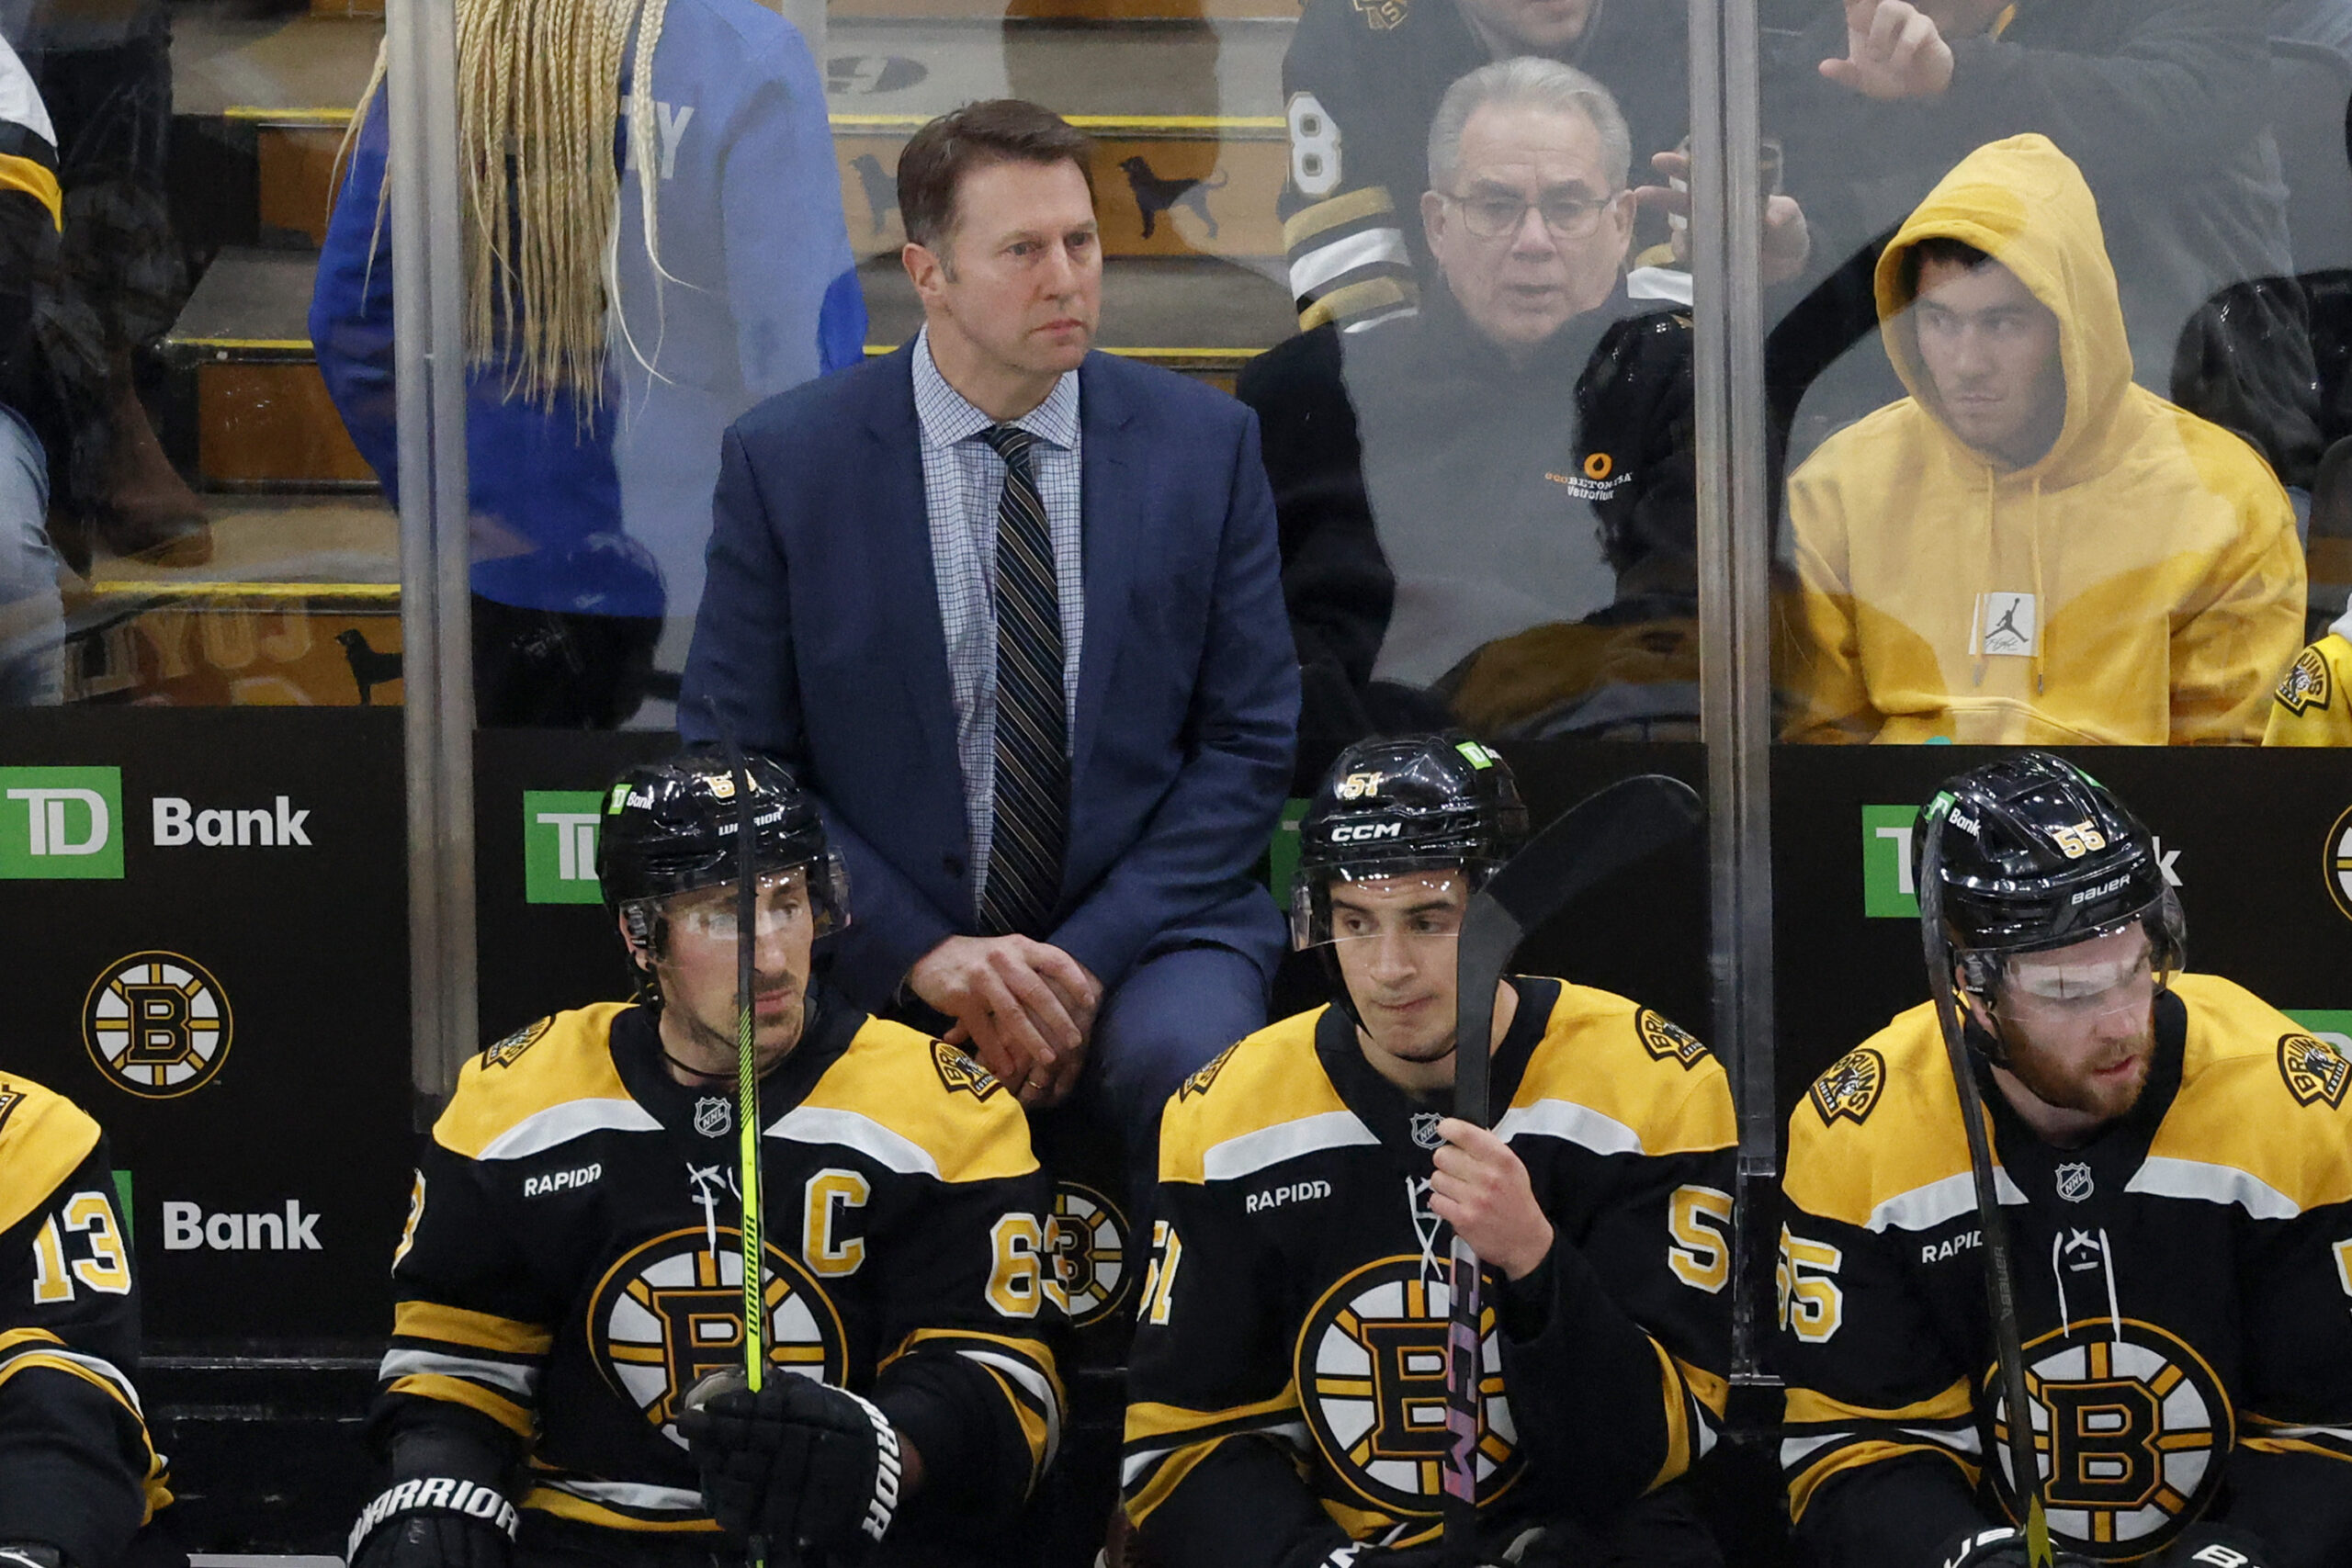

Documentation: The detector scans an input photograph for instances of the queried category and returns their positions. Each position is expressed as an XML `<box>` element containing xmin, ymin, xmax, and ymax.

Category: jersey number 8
<box><xmin>1286</xmin><ymin>94</ymin><xmax>1341</xmax><ymax>199</ymax></box>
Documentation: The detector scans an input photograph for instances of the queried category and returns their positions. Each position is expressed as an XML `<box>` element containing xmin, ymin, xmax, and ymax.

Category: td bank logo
<box><xmin>1860</xmin><ymin>805</ymin><xmax>2180</xmax><ymax>919</ymax></box>
<box><xmin>526</xmin><ymin>791</ymin><xmax>606</xmax><ymax>905</ymax></box>
<box><xmin>0</xmin><ymin>767</ymin><xmax>123</xmax><ymax>879</ymax></box>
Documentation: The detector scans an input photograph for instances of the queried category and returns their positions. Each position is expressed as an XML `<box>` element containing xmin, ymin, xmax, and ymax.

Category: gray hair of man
<box><xmin>1426</xmin><ymin>56</ymin><xmax>1634</xmax><ymax>196</ymax></box>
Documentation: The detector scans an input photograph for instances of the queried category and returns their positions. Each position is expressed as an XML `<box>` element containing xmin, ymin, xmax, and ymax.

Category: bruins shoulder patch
<box><xmin>1636</xmin><ymin>1010</ymin><xmax>1711</xmax><ymax>1070</ymax></box>
<box><xmin>1179</xmin><ymin>1043</ymin><xmax>1238</xmax><ymax>1101</ymax></box>
<box><xmin>1810</xmin><ymin>1047</ymin><xmax>1886</xmax><ymax>1126</ymax></box>
<box><xmin>0</xmin><ymin>1087</ymin><xmax>20</xmax><ymax>1138</ymax></box>
<box><xmin>482</xmin><ymin>1017</ymin><xmax>552</xmax><ymax>1070</ymax></box>
<box><xmin>2275</xmin><ymin>645</ymin><xmax>2334</xmax><ymax>716</ymax></box>
<box><xmin>2278</xmin><ymin>1032</ymin><xmax>2350</xmax><ymax>1110</ymax></box>
<box><xmin>932</xmin><ymin>1040</ymin><xmax>1002</xmax><ymax>1100</ymax></box>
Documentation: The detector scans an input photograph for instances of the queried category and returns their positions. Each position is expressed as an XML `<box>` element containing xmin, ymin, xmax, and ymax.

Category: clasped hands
<box><xmin>908</xmin><ymin>934</ymin><xmax>1101</xmax><ymax>1108</ymax></box>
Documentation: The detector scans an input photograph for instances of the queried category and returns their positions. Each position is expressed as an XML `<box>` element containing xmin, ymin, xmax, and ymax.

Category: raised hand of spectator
<box><xmin>910</xmin><ymin>934</ymin><xmax>1102</xmax><ymax>1108</ymax></box>
<box><xmin>1632</xmin><ymin>150</ymin><xmax>1813</xmax><ymax>285</ymax></box>
<box><xmin>1819</xmin><ymin>0</ymin><xmax>1953</xmax><ymax>100</ymax></box>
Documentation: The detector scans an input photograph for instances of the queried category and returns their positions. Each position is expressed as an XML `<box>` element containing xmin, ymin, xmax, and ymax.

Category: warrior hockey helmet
<box><xmin>1292</xmin><ymin>735</ymin><xmax>1528</xmax><ymax>1022</ymax></box>
<box><xmin>595</xmin><ymin>751</ymin><xmax>850</xmax><ymax>998</ymax></box>
<box><xmin>1915</xmin><ymin>751</ymin><xmax>2182</xmax><ymax>1056</ymax></box>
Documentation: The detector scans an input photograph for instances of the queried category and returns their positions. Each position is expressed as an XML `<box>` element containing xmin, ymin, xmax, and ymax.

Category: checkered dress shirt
<box><xmin>912</xmin><ymin>327</ymin><xmax>1085</xmax><ymax>916</ymax></box>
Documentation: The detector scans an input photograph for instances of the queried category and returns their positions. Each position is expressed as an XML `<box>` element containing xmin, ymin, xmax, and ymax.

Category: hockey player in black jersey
<box><xmin>345</xmin><ymin>751</ymin><xmax>1061</xmax><ymax>1568</ymax></box>
<box><xmin>0</xmin><ymin>1077</ymin><xmax>176</xmax><ymax>1568</ymax></box>
<box><xmin>1122</xmin><ymin>734</ymin><xmax>1735</xmax><ymax>1567</ymax></box>
<box><xmin>1777</xmin><ymin>752</ymin><xmax>2352</xmax><ymax>1568</ymax></box>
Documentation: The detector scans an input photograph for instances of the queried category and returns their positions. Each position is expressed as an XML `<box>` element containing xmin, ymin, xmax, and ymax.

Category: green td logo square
<box><xmin>2284</xmin><ymin>1010</ymin><xmax>2352</xmax><ymax>1053</ymax></box>
<box><xmin>1861</xmin><ymin>804</ymin><xmax>1921</xmax><ymax>919</ymax></box>
<box><xmin>0</xmin><ymin>766</ymin><xmax>124</xmax><ymax>878</ymax></box>
<box><xmin>525</xmin><ymin>791</ymin><xmax>609</xmax><ymax>904</ymax></box>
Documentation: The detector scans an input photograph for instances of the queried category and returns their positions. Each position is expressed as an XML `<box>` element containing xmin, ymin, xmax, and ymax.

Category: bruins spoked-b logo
<box><xmin>83</xmin><ymin>952</ymin><xmax>232</xmax><ymax>1099</ymax></box>
<box><xmin>2279</xmin><ymin>1032</ymin><xmax>2350</xmax><ymax>1110</ymax></box>
<box><xmin>1046</xmin><ymin>1181</ymin><xmax>1131</xmax><ymax>1328</ymax></box>
<box><xmin>1986</xmin><ymin>1318</ymin><xmax>2231</xmax><ymax>1560</ymax></box>
<box><xmin>587</xmin><ymin>1227</ymin><xmax>845</xmax><ymax>1442</ymax></box>
<box><xmin>1295</xmin><ymin>1257</ymin><xmax>1522</xmax><ymax>1517</ymax></box>
<box><xmin>2326</xmin><ymin>806</ymin><xmax>2352</xmax><ymax>926</ymax></box>
<box><xmin>1810</xmin><ymin>1048</ymin><xmax>1884</xmax><ymax>1126</ymax></box>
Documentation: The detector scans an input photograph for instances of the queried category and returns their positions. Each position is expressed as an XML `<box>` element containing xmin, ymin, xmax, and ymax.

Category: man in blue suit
<box><xmin>681</xmin><ymin>100</ymin><xmax>1298</xmax><ymax>1168</ymax></box>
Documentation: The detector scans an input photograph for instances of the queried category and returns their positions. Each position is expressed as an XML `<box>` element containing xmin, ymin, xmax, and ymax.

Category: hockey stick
<box><xmin>1442</xmin><ymin>771</ymin><xmax>1704</xmax><ymax>1562</ymax></box>
<box><xmin>1917</xmin><ymin>797</ymin><xmax>2053</xmax><ymax>1568</ymax></box>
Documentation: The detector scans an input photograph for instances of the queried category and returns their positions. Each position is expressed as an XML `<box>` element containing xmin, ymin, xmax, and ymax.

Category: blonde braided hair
<box><xmin>345</xmin><ymin>0</ymin><xmax>675</xmax><ymax>412</ymax></box>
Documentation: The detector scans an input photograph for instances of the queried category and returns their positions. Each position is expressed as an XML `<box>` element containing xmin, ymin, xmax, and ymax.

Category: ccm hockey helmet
<box><xmin>1915</xmin><ymin>752</ymin><xmax>2182</xmax><ymax>1039</ymax></box>
<box><xmin>595</xmin><ymin>751</ymin><xmax>850</xmax><ymax>998</ymax></box>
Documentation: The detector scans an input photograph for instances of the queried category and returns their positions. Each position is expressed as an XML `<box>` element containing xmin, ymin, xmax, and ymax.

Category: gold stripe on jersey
<box><xmin>1282</xmin><ymin>186</ymin><xmax>1396</xmax><ymax>251</ymax></box>
<box><xmin>1156</xmin><ymin>1010</ymin><xmax>1353</xmax><ymax>1187</ymax></box>
<box><xmin>1322</xmin><ymin>1501</ymin><xmax>1441</xmax><ymax>1546</ymax></box>
<box><xmin>1502</xmin><ymin>987</ymin><xmax>1736</xmax><ymax>1159</ymax></box>
<box><xmin>433</xmin><ymin>1003</ymin><xmax>640</xmax><ymax>1160</ymax></box>
<box><xmin>0</xmin><ymin>153</ymin><xmax>60</xmax><ymax>229</ymax></box>
<box><xmin>1649</xmin><ymin>1338</ymin><xmax>1696</xmax><ymax>1492</ymax></box>
<box><xmin>1677</xmin><ymin>1355</ymin><xmax>1730</xmax><ymax>1419</ymax></box>
<box><xmin>0</xmin><ymin>1327</ymin><xmax>170</xmax><ymax>1512</ymax></box>
<box><xmin>1299</xmin><ymin>276</ymin><xmax>1412</xmax><ymax>332</ymax></box>
<box><xmin>2136</xmin><ymin>976</ymin><xmax>2352</xmax><ymax>1216</ymax></box>
<box><xmin>2242</xmin><ymin>1410</ymin><xmax>2352</xmax><ymax>1465</ymax></box>
<box><xmin>393</xmin><ymin>1299</ymin><xmax>555</xmax><ymax>1358</ymax></box>
<box><xmin>1782</xmin><ymin>1379</ymin><xmax>1978</xmax><ymax>1521</ymax></box>
<box><xmin>881</xmin><ymin>1326</ymin><xmax>1064</xmax><ymax>1482</ymax></box>
<box><xmin>0</xmin><ymin>1075</ymin><xmax>102</xmax><ymax>1236</ymax></box>
<box><xmin>383</xmin><ymin>1370</ymin><xmax>534</xmax><ymax>1438</ymax></box>
<box><xmin>1124</xmin><ymin>1387</ymin><xmax>1308</xmax><ymax>1526</ymax></box>
<box><xmin>788</xmin><ymin>1019</ymin><xmax>1037</xmax><ymax>1186</ymax></box>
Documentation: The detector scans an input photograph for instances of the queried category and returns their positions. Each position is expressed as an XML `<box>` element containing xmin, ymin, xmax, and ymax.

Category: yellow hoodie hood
<box><xmin>1782</xmin><ymin>136</ymin><xmax>2304</xmax><ymax>746</ymax></box>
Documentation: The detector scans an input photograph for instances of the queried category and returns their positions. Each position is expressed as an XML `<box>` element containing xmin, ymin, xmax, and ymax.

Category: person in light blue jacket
<box><xmin>310</xmin><ymin>0</ymin><xmax>864</xmax><ymax>726</ymax></box>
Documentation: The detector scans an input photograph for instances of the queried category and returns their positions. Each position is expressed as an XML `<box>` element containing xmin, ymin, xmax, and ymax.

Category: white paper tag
<box><xmin>1975</xmin><ymin>592</ymin><xmax>2038</xmax><ymax>657</ymax></box>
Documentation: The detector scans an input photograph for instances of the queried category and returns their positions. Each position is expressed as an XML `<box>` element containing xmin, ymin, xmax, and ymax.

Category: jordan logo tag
<box><xmin>1975</xmin><ymin>592</ymin><xmax>2038</xmax><ymax>657</ymax></box>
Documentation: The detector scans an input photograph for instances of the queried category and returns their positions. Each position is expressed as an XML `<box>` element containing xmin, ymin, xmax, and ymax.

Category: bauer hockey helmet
<box><xmin>595</xmin><ymin>751</ymin><xmax>851</xmax><ymax>996</ymax></box>
<box><xmin>1292</xmin><ymin>735</ymin><xmax>1528</xmax><ymax>1020</ymax></box>
<box><xmin>1915</xmin><ymin>751</ymin><xmax>2182</xmax><ymax>1055</ymax></box>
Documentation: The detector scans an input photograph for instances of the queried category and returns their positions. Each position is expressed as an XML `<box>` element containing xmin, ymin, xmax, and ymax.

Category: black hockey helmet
<box><xmin>1916</xmin><ymin>752</ymin><xmax>2182</xmax><ymax>1034</ymax></box>
<box><xmin>595</xmin><ymin>751</ymin><xmax>850</xmax><ymax>996</ymax></box>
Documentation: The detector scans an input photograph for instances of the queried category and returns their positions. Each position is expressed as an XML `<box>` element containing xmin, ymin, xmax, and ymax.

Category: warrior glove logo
<box><xmin>1295</xmin><ymin>1257</ymin><xmax>1523</xmax><ymax>1517</ymax></box>
<box><xmin>2279</xmin><ymin>1032</ymin><xmax>2350</xmax><ymax>1110</ymax></box>
<box><xmin>1809</xmin><ymin>1048</ymin><xmax>1885</xmax><ymax>1126</ymax></box>
<box><xmin>83</xmin><ymin>952</ymin><xmax>232</xmax><ymax>1098</ymax></box>
<box><xmin>1987</xmin><ymin>1318</ymin><xmax>2230</xmax><ymax>1560</ymax></box>
<box><xmin>1046</xmin><ymin>1181</ymin><xmax>1132</xmax><ymax>1328</ymax></box>
<box><xmin>586</xmin><ymin>1227</ymin><xmax>845</xmax><ymax>1441</ymax></box>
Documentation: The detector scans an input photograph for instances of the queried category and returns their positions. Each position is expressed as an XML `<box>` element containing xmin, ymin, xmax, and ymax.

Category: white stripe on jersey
<box><xmin>959</xmin><ymin>1348</ymin><xmax>1062</xmax><ymax>1467</ymax></box>
<box><xmin>1289</xmin><ymin>228</ymin><xmax>1408</xmax><ymax>299</ymax></box>
<box><xmin>1865</xmin><ymin>1168</ymin><xmax>2028</xmax><ymax>1234</ymax></box>
<box><xmin>765</xmin><ymin>1105</ymin><xmax>937</xmax><ymax>1176</ymax></box>
<box><xmin>2126</xmin><ymin>1156</ymin><xmax>2300</xmax><ymax>1220</ymax></box>
<box><xmin>1121</xmin><ymin>1419</ymin><xmax>1312</xmax><ymax>1485</ymax></box>
<box><xmin>379</xmin><ymin>1348</ymin><xmax>542</xmax><ymax>1399</ymax></box>
<box><xmin>543</xmin><ymin>1476</ymin><xmax>703</xmax><ymax>1511</ymax></box>
<box><xmin>2</xmin><ymin>1342</ymin><xmax>141</xmax><ymax>1413</ymax></box>
<box><xmin>1493</xmin><ymin>1098</ymin><xmax>1643</xmax><ymax>1158</ymax></box>
<box><xmin>1203</xmin><ymin>1111</ymin><xmax>1379</xmax><ymax>1183</ymax></box>
<box><xmin>478</xmin><ymin>1099</ymin><xmax>662</xmax><ymax>1161</ymax></box>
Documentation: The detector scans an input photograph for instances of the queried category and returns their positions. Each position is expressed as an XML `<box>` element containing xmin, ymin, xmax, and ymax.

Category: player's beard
<box><xmin>2008</xmin><ymin>1022</ymin><xmax>2155</xmax><ymax>1122</ymax></box>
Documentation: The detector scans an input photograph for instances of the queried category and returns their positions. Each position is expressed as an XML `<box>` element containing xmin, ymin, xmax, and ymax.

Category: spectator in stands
<box><xmin>2265</xmin><ymin>604</ymin><xmax>2352</xmax><ymax>743</ymax></box>
<box><xmin>311</xmin><ymin>0</ymin><xmax>863</xmax><ymax>728</ymax></box>
<box><xmin>1769</xmin><ymin>0</ymin><xmax>2321</xmax><ymax>488</ymax></box>
<box><xmin>1781</xmin><ymin>134</ymin><xmax>2305</xmax><ymax>745</ymax></box>
<box><xmin>0</xmin><ymin>33</ymin><xmax>66</xmax><ymax>704</ymax></box>
<box><xmin>1277</xmin><ymin>0</ymin><xmax>1813</xmax><ymax>330</ymax></box>
<box><xmin>1243</xmin><ymin>59</ymin><xmax>1701</xmax><ymax>787</ymax></box>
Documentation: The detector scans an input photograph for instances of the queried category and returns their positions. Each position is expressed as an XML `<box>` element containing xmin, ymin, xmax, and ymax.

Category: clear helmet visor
<box><xmin>628</xmin><ymin>860</ymin><xmax>846</xmax><ymax>947</ymax></box>
<box><xmin>1971</xmin><ymin>924</ymin><xmax>2164</xmax><ymax>1033</ymax></box>
<box><xmin>1291</xmin><ymin>864</ymin><xmax>1471</xmax><ymax>952</ymax></box>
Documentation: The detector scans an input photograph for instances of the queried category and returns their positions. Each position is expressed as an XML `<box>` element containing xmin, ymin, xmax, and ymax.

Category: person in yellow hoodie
<box><xmin>1781</xmin><ymin>133</ymin><xmax>2306</xmax><ymax>746</ymax></box>
<box><xmin>2263</xmin><ymin>604</ymin><xmax>2352</xmax><ymax>744</ymax></box>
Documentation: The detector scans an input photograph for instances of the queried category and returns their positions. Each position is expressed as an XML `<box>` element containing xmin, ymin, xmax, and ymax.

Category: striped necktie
<box><xmin>978</xmin><ymin>423</ymin><xmax>1069</xmax><ymax>937</ymax></box>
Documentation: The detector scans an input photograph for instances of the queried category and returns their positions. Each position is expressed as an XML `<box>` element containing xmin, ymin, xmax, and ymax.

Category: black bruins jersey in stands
<box><xmin>377</xmin><ymin>993</ymin><xmax>1062</xmax><ymax>1556</ymax></box>
<box><xmin>0</xmin><ymin>1075</ymin><xmax>173</xmax><ymax>1568</ymax></box>
<box><xmin>1278</xmin><ymin>0</ymin><xmax>1686</xmax><ymax>328</ymax></box>
<box><xmin>1124</xmin><ymin>979</ymin><xmax>1736</xmax><ymax>1565</ymax></box>
<box><xmin>1777</xmin><ymin>975</ymin><xmax>2352</xmax><ymax>1567</ymax></box>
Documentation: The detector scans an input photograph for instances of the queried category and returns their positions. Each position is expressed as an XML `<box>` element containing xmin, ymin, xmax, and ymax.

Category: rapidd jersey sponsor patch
<box><xmin>483</xmin><ymin>1017</ymin><xmax>552</xmax><ymax>1069</ymax></box>
<box><xmin>1636</xmin><ymin>1010</ymin><xmax>1710</xmax><ymax>1070</ymax></box>
<box><xmin>2279</xmin><ymin>1032</ymin><xmax>2350</xmax><ymax>1109</ymax></box>
<box><xmin>1179</xmin><ymin>1043</ymin><xmax>1238</xmax><ymax>1101</ymax></box>
<box><xmin>1810</xmin><ymin>1048</ymin><xmax>1885</xmax><ymax>1126</ymax></box>
<box><xmin>932</xmin><ymin>1040</ymin><xmax>1002</xmax><ymax>1100</ymax></box>
<box><xmin>2276</xmin><ymin>645</ymin><xmax>2334</xmax><ymax>715</ymax></box>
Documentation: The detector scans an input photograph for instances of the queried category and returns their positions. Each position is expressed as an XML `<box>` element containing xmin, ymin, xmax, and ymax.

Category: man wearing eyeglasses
<box><xmin>1241</xmin><ymin>58</ymin><xmax>1706</xmax><ymax>786</ymax></box>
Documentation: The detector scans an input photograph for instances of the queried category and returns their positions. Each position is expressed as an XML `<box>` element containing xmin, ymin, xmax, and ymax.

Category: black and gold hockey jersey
<box><xmin>1123</xmin><ymin>979</ymin><xmax>1736</xmax><ymax>1566</ymax></box>
<box><xmin>377</xmin><ymin>991</ymin><xmax>1063</xmax><ymax>1555</ymax></box>
<box><xmin>0</xmin><ymin>1074</ymin><xmax>172</xmax><ymax>1568</ymax></box>
<box><xmin>1777</xmin><ymin>975</ymin><xmax>2352</xmax><ymax>1567</ymax></box>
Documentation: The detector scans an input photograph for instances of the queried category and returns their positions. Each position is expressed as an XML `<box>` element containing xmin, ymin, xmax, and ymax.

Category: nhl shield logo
<box><xmin>2278</xmin><ymin>1032</ymin><xmax>2350</xmax><ymax>1110</ymax></box>
<box><xmin>693</xmin><ymin>1097</ymin><xmax>732</xmax><ymax>1138</ymax></box>
<box><xmin>83</xmin><ymin>951</ymin><xmax>232</xmax><ymax>1099</ymax></box>
<box><xmin>1409</xmin><ymin>1111</ymin><xmax>1443</xmax><ymax>1150</ymax></box>
<box><xmin>2054</xmin><ymin>1163</ymin><xmax>2094</xmax><ymax>1202</ymax></box>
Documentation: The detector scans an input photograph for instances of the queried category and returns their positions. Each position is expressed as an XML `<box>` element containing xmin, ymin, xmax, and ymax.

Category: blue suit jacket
<box><xmin>680</xmin><ymin>342</ymin><xmax>1300</xmax><ymax>1009</ymax></box>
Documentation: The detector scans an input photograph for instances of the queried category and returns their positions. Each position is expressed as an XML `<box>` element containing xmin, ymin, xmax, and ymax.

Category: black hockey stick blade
<box><xmin>1918</xmin><ymin>799</ymin><xmax>2053</xmax><ymax>1568</ymax></box>
<box><xmin>1442</xmin><ymin>772</ymin><xmax>1702</xmax><ymax>1561</ymax></box>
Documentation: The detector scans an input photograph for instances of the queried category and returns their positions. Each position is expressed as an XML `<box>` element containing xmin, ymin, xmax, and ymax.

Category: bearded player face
<box><xmin>1979</xmin><ymin>926</ymin><xmax>2159</xmax><ymax>1125</ymax></box>
<box><xmin>1329</xmin><ymin>873</ymin><xmax>1471</xmax><ymax>1073</ymax></box>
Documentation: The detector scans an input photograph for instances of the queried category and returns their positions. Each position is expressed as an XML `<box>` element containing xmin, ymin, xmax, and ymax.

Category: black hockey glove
<box><xmin>0</xmin><ymin>1545</ymin><xmax>65</xmax><ymax>1568</ymax></box>
<box><xmin>676</xmin><ymin>1374</ymin><xmax>903</xmax><ymax>1558</ymax></box>
<box><xmin>1309</xmin><ymin>1527</ymin><xmax>1549</xmax><ymax>1567</ymax></box>
<box><xmin>345</xmin><ymin>1479</ymin><xmax>517</xmax><ymax>1568</ymax></box>
<box><xmin>1936</xmin><ymin>1527</ymin><xmax>2097</xmax><ymax>1568</ymax></box>
<box><xmin>2153</xmin><ymin>1527</ymin><xmax>2279</xmax><ymax>1568</ymax></box>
